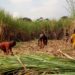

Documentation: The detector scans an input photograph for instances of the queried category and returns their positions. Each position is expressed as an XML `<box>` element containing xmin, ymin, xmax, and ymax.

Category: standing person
<box><xmin>38</xmin><ymin>31</ymin><xmax>48</xmax><ymax>48</ymax></box>
<box><xmin>65</xmin><ymin>29</ymin><xmax>69</xmax><ymax>42</ymax></box>
<box><xmin>70</xmin><ymin>29</ymin><xmax>75</xmax><ymax>49</ymax></box>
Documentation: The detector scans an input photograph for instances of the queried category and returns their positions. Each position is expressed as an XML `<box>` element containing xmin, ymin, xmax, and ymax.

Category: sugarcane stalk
<box><xmin>14</xmin><ymin>54</ymin><xmax>26</xmax><ymax>72</ymax></box>
<box><xmin>57</xmin><ymin>49</ymin><xmax>75</xmax><ymax>60</ymax></box>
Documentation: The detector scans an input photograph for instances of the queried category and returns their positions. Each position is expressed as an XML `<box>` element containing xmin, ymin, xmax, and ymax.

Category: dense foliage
<box><xmin>0</xmin><ymin>9</ymin><xmax>73</xmax><ymax>41</ymax></box>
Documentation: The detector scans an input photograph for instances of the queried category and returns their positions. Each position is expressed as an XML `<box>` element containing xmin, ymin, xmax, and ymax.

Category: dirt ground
<box><xmin>0</xmin><ymin>40</ymin><xmax>75</xmax><ymax>58</ymax></box>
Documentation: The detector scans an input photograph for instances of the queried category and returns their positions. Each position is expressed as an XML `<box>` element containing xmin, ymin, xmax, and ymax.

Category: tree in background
<box><xmin>66</xmin><ymin>0</ymin><xmax>75</xmax><ymax>18</ymax></box>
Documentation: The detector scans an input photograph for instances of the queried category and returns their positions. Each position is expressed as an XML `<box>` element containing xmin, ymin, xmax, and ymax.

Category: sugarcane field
<box><xmin>0</xmin><ymin>0</ymin><xmax>75</xmax><ymax>75</ymax></box>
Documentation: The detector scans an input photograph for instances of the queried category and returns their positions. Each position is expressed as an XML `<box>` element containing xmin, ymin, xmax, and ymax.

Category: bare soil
<box><xmin>0</xmin><ymin>40</ymin><xmax>75</xmax><ymax>58</ymax></box>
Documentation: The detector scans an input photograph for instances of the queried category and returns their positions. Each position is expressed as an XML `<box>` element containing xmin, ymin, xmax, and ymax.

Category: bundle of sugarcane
<box><xmin>0</xmin><ymin>54</ymin><xmax>75</xmax><ymax>74</ymax></box>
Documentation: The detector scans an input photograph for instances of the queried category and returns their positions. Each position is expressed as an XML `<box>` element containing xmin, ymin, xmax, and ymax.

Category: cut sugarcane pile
<box><xmin>0</xmin><ymin>54</ymin><xmax>75</xmax><ymax>75</ymax></box>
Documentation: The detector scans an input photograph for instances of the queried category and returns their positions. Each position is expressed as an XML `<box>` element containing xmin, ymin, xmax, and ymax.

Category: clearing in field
<box><xmin>0</xmin><ymin>40</ymin><xmax>75</xmax><ymax>75</ymax></box>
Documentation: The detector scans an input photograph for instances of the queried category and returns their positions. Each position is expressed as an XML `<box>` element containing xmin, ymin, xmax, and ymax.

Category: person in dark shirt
<box><xmin>65</xmin><ymin>29</ymin><xmax>69</xmax><ymax>42</ymax></box>
<box><xmin>38</xmin><ymin>31</ymin><xmax>48</xmax><ymax>48</ymax></box>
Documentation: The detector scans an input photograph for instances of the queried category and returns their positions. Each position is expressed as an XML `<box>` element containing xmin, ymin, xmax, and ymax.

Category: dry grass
<box><xmin>0</xmin><ymin>40</ymin><xmax>74</xmax><ymax>58</ymax></box>
<box><xmin>0</xmin><ymin>40</ymin><xmax>75</xmax><ymax>75</ymax></box>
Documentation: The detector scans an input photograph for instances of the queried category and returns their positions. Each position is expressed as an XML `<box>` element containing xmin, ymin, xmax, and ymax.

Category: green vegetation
<box><xmin>0</xmin><ymin>9</ymin><xmax>72</xmax><ymax>41</ymax></box>
<box><xmin>0</xmin><ymin>54</ymin><xmax>75</xmax><ymax>74</ymax></box>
